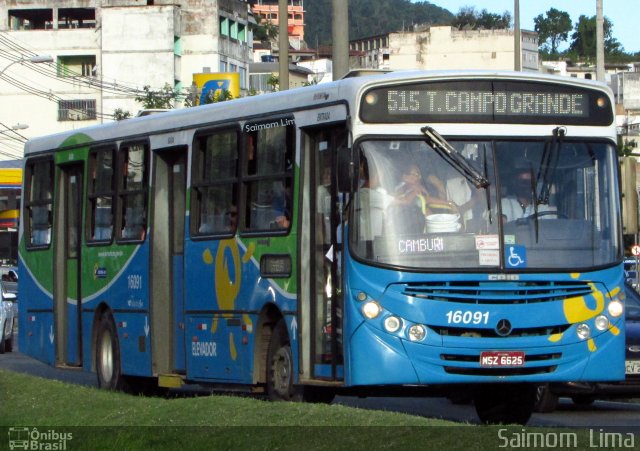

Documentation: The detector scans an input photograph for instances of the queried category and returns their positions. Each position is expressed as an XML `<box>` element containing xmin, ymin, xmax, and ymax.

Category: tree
<box><xmin>134</xmin><ymin>83</ymin><xmax>178</xmax><ymax>110</ymax></box>
<box><xmin>267</xmin><ymin>74</ymin><xmax>279</xmax><ymax>92</ymax></box>
<box><xmin>569</xmin><ymin>15</ymin><xmax>623</xmax><ymax>59</ymax></box>
<box><xmin>203</xmin><ymin>89</ymin><xmax>234</xmax><ymax>104</ymax></box>
<box><xmin>534</xmin><ymin>8</ymin><xmax>572</xmax><ymax>56</ymax></box>
<box><xmin>477</xmin><ymin>9</ymin><xmax>511</xmax><ymax>29</ymax></box>
<box><xmin>112</xmin><ymin>108</ymin><xmax>131</xmax><ymax>121</ymax></box>
<box><xmin>452</xmin><ymin>7</ymin><xmax>477</xmax><ymax>30</ymax></box>
<box><xmin>254</xmin><ymin>20</ymin><xmax>278</xmax><ymax>43</ymax></box>
<box><xmin>452</xmin><ymin>7</ymin><xmax>510</xmax><ymax>30</ymax></box>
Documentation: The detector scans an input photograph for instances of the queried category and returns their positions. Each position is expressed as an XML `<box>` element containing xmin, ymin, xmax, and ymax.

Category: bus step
<box><xmin>158</xmin><ymin>374</ymin><xmax>184</xmax><ymax>388</ymax></box>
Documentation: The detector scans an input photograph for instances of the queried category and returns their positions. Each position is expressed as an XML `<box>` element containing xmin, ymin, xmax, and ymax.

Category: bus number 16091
<box><xmin>446</xmin><ymin>310</ymin><xmax>490</xmax><ymax>325</ymax></box>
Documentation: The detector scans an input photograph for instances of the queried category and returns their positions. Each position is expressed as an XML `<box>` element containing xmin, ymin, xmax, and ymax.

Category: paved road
<box><xmin>3</xmin><ymin>338</ymin><xmax>640</xmax><ymax>429</ymax></box>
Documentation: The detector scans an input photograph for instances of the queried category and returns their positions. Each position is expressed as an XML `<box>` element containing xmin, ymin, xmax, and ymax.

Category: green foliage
<box><xmin>569</xmin><ymin>15</ymin><xmax>623</xmax><ymax>60</ymax></box>
<box><xmin>618</xmin><ymin>135</ymin><xmax>638</xmax><ymax>157</ymax></box>
<box><xmin>112</xmin><ymin>108</ymin><xmax>132</xmax><ymax>121</ymax></box>
<box><xmin>254</xmin><ymin>19</ymin><xmax>279</xmax><ymax>43</ymax></box>
<box><xmin>203</xmin><ymin>89</ymin><xmax>234</xmax><ymax>104</ymax></box>
<box><xmin>305</xmin><ymin>0</ymin><xmax>453</xmax><ymax>45</ymax></box>
<box><xmin>452</xmin><ymin>7</ymin><xmax>511</xmax><ymax>30</ymax></box>
<box><xmin>267</xmin><ymin>73</ymin><xmax>279</xmax><ymax>92</ymax></box>
<box><xmin>534</xmin><ymin>8</ymin><xmax>572</xmax><ymax>56</ymax></box>
<box><xmin>134</xmin><ymin>83</ymin><xmax>178</xmax><ymax>110</ymax></box>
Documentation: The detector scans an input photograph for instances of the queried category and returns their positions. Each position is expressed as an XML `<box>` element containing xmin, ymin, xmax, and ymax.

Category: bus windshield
<box><xmin>351</xmin><ymin>138</ymin><xmax>620</xmax><ymax>270</ymax></box>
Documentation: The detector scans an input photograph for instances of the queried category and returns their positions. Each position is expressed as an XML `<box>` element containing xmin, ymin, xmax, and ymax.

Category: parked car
<box><xmin>0</xmin><ymin>270</ymin><xmax>18</xmax><ymax>353</ymax></box>
<box><xmin>535</xmin><ymin>280</ymin><xmax>640</xmax><ymax>412</ymax></box>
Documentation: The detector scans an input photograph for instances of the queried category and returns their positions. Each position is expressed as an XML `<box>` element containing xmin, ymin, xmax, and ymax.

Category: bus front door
<box><xmin>302</xmin><ymin>126</ymin><xmax>347</xmax><ymax>381</ymax></box>
<box><xmin>151</xmin><ymin>148</ymin><xmax>187</xmax><ymax>375</ymax></box>
<box><xmin>54</xmin><ymin>163</ymin><xmax>83</xmax><ymax>366</ymax></box>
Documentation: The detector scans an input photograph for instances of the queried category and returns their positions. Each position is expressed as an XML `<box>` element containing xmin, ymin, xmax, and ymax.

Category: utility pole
<box><xmin>332</xmin><ymin>0</ymin><xmax>349</xmax><ymax>80</ymax></box>
<box><xmin>278</xmin><ymin>0</ymin><xmax>289</xmax><ymax>90</ymax></box>
<box><xmin>514</xmin><ymin>0</ymin><xmax>521</xmax><ymax>71</ymax></box>
<box><xmin>596</xmin><ymin>0</ymin><xmax>605</xmax><ymax>81</ymax></box>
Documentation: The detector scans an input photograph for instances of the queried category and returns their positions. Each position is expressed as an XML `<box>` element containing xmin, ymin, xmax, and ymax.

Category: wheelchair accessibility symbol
<box><xmin>506</xmin><ymin>245</ymin><xmax>527</xmax><ymax>268</ymax></box>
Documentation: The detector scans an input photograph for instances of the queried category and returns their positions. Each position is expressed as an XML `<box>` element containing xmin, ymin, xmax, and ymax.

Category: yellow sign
<box><xmin>193</xmin><ymin>73</ymin><xmax>240</xmax><ymax>105</ymax></box>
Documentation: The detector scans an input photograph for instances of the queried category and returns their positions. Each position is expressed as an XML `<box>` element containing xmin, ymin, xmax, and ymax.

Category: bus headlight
<box><xmin>408</xmin><ymin>324</ymin><xmax>427</xmax><ymax>342</ymax></box>
<box><xmin>595</xmin><ymin>315</ymin><xmax>609</xmax><ymax>331</ymax></box>
<box><xmin>384</xmin><ymin>316</ymin><xmax>402</xmax><ymax>333</ymax></box>
<box><xmin>362</xmin><ymin>301</ymin><xmax>381</xmax><ymax>319</ymax></box>
<box><xmin>608</xmin><ymin>299</ymin><xmax>624</xmax><ymax>318</ymax></box>
<box><xmin>576</xmin><ymin>323</ymin><xmax>591</xmax><ymax>340</ymax></box>
<box><xmin>357</xmin><ymin>291</ymin><xmax>368</xmax><ymax>302</ymax></box>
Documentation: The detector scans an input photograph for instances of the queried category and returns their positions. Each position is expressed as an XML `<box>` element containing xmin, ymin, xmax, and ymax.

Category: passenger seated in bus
<box><xmin>93</xmin><ymin>206</ymin><xmax>113</xmax><ymax>240</ymax></box>
<box><xmin>225</xmin><ymin>205</ymin><xmax>238</xmax><ymax>231</ymax></box>
<box><xmin>357</xmin><ymin>158</ymin><xmax>391</xmax><ymax>240</ymax></box>
<box><xmin>388</xmin><ymin>165</ymin><xmax>454</xmax><ymax>234</ymax></box>
<box><xmin>31</xmin><ymin>206</ymin><xmax>51</xmax><ymax>245</ymax></box>
<box><xmin>501</xmin><ymin>165</ymin><xmax>556</xmax><ymax>222</ymax></box>
<box><xmin>122</xmin><ymin>206</ymin><xmax>146</xmax><ymax>240</ymax></box>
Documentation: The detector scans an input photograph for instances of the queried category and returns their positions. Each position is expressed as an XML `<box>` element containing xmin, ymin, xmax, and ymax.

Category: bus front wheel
<box><xmin>474</xmin><ymin>383</ymin><xmax>536</xmax><ymax>425</ymax></box>
<box><xmin>96</xmin><ymin>314</ymin><xmax>125</xmax><ymax>391</ymax></box>
<box><xmin>267</xmin><ymin>319</ymin><xmax>301</xmax><ymax>401</ymax></box>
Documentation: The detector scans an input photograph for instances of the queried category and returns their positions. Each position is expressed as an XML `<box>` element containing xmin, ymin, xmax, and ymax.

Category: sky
<box><xmin>422</xmin><ymin>0</ymin><xmax>639</xmax><ymax>53</ymax></box>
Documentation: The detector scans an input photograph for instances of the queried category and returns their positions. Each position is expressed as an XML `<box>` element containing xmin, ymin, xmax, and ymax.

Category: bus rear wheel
<box><xmin>96</xmin><ymin>314</ymin><xmax>126</xmax><ymax>391</ymax></box>
<box><xmin>267</xmin><ymin>319</ymin><xmax>301</xmax><ymax>401</ymax></box>
<box><xmin>474</xmin><ymin>383</ymin><xmax>536</xmax><ymax>425</ymax></box>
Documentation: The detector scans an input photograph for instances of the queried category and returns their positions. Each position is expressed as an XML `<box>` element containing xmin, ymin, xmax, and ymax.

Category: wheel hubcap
<box><xmin>273</xmin><ymin>347</ymin><xmax>291</xmax><ymax>395</ymax></box>
<box><xmin>99</xmin><ymin>331</ymin><xmax>113</xmax><ymax>383</ymax></box>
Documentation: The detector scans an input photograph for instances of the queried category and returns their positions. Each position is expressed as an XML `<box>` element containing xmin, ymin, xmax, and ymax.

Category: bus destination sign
<box><xmin>360</xmin><ymin>79</ymin><xmax>613</xmax><ymax>126</ymax></box>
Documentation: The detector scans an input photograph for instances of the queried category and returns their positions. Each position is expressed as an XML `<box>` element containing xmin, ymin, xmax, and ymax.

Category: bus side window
<box><xmin>191</xmin><ymin>129</ymin><xmax>238</xmax><ymax>236</ymax></box>
<box><xmin>25</xmin><ymin>158</ymin><xmax>54</xmax><ymax>248</ymax></box>
<box><xmin>31</xmin><ymin>206</ymin><xmax>51</xmax><ymax>245</ymax></box>
<box><xmin>244</xmin><ymin>121</ymin><xmax>293</xmax><ymax>232</ymax></box>
<box><xmin>118</xmin><ymin>142</ymin><xmax>148</xmax><ymax>242</ymax></box>
<box><xmin>88</xmin><ymin>146</ymin><xmax>115</xmax><ymax>242</ymax></box>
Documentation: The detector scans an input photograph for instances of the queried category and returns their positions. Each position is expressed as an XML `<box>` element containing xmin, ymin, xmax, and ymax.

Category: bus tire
<box><xmin>534</xmin><ymin>384</ymin><xmax>559</xmax><ymax>413</ymax></box>
<box><xmin>267</xmin><ymin>319</ymin><xmax>301</xmax><ymax>401</ymax></box>
<box><xmin>96</xmin><ymin>313</ymin><xmax>126</xmax><ymax>391</ymax></box>
<box><xmin>474</xmin><ymin>383</ymin><xmax>536</xmax><ymax>425</ymax></box>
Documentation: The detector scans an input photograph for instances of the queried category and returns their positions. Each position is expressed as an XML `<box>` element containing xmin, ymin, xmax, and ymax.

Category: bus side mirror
<box><xmin>621</xmin><ymin>156</ymin><xmax>638</xmax><ymax>235</ymax></box>
<box><xmin>337</xmin><ymin>147</ymin><xmax>355</xmax><ymax>193</ymax></box>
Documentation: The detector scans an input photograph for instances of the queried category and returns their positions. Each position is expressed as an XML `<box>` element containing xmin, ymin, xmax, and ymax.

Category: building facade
<box><xmin>0</xmin><ymin>1</ymin><xmax>254</xmax><ymax>145</ymax></box>
<box><xmin>350</xmin><ymin>26</ymin><xmax>539</xmax><ymax>73</ymax></box>
<box><xmin>251</xmin><ymin>0</ymin><xmax>304</xmax><ymax>50</ymax></box>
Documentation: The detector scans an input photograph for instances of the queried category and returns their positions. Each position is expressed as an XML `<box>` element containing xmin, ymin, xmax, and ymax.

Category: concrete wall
<box><xmin>352</xmin><ymin>26</ymin><xmax>539</xmax><ymax>72</ymax></box>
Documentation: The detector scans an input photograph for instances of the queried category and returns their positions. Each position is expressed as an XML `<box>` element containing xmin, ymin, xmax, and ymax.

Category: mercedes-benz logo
<box><xmin>495</xmin><ymin>319</ymin><xmax>512</xmax><ymax>337</ymax></box>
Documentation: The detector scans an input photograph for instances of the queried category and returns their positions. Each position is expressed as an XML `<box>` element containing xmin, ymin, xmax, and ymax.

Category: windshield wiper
<box><xmin>536</xmin><ymin>127</ymin><xmax>566</xmax><ymax>204</ymax></box>
<box><xmin>421</xmin><ymin>126</ymin><xmax>489</xmax><ymax>189</ymax></box>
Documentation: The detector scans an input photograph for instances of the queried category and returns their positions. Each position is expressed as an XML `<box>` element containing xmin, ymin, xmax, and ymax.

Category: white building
<box><xmin>349</xmin><ymin>26</ymin><xmax>539</xmax><ymax>73</ymax></box>
<box><xmin>0</xmin><ymin>0</ymin><xmax>254</xmax><ymax>153</ymax></box>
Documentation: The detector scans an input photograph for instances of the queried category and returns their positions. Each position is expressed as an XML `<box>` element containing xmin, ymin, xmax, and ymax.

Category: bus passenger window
<box><xmin>25</xmin><ymin>158</ymin><xmax>54</xmax><ymax>248</ymax></box>
<box><xmin>191</xmin><ymin>129</ymin><xmax>238</xmax><ymax>236</ymax></box>
<box><xmin>88</xmin><ymin>147</ymin><xmax>115</xmax><ymax>242</ymax></box>
<box><xmin>243</xmin><ymin>120</ymin><xmax>294</xmax><ymax>232</ymax></box>
<box><xmin>31</xmin><ymin>206</ymin><xmax>51</xmax><ymax>245</ymax></box>
<box><xmin>122</xmin><ymin>206</ymin><xmax>146</xmax><ymax>240</ymax></box>
<box><xmin>118</xmin><ymin>143</ymin><xmax>148</xmax><ymax>242</ymax></box>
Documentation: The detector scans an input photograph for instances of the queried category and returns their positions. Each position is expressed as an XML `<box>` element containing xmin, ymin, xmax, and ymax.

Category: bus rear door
<box><xmin>150</xmin><ymin>147</ymin><xmax>187</xmax><ymax>375</ymax></box>
<box><xmin>54</xmin><ymin>163</ymin><xmax>84</xmax><ymax>366</ymax></box>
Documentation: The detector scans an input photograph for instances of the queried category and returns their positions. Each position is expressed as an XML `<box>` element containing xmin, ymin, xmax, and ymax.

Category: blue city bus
<box><xmin>19</xmin><ymin>71</ymin><xmax>625</xmax><ymax>424</ymax></box>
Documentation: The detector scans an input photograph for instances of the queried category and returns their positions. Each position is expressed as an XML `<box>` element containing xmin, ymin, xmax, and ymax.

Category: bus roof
<box><xmin>23</xmin><ymin>70</ymin><xmax>613</xmax><ymax>156</ymax></box>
